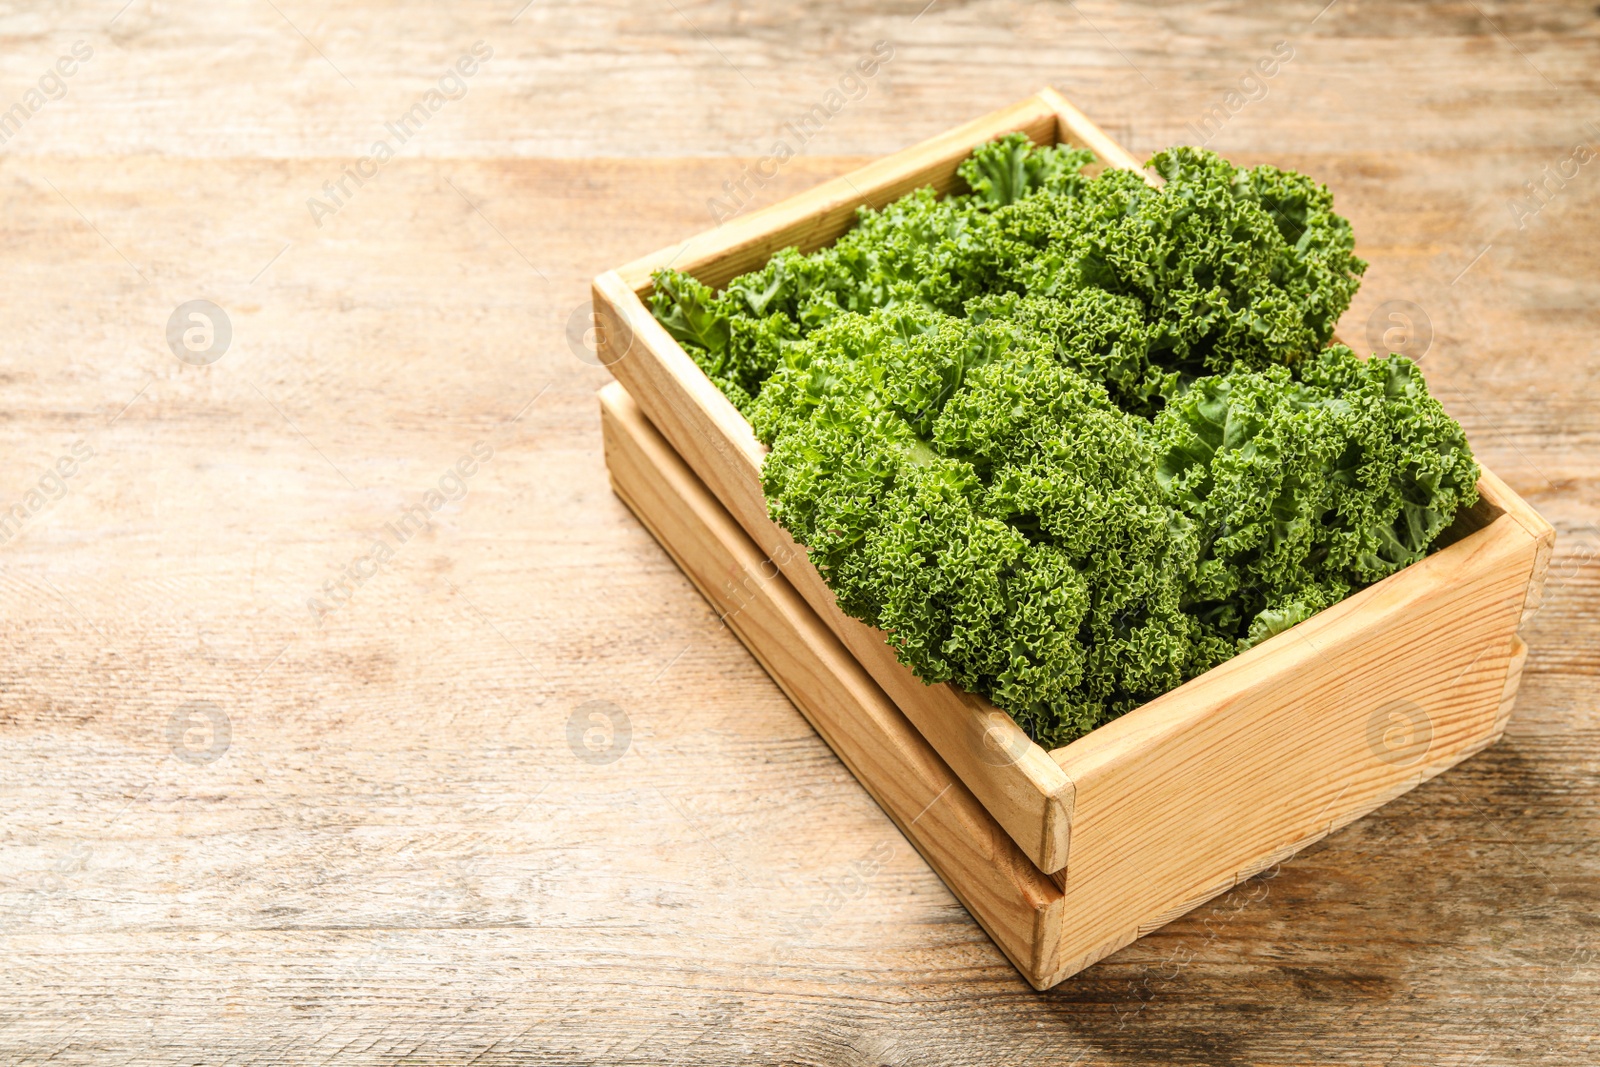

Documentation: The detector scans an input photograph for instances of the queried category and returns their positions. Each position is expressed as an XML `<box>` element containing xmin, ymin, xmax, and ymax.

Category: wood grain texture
<box><xmin>1</xmin><ymin>0</ymin><xmax>1597</xmax><ymax>1063</ymax></box>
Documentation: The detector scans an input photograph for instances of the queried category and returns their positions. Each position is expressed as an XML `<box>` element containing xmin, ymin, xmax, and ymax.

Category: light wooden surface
<box><xmin>2</xmin><ymin>1</ymin><xmax>1597</xmax><ymax>1063</ymax></box>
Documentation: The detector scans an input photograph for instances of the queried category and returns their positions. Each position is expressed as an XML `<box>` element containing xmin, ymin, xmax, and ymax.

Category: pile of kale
<box><xmin>650</xmin><ymin>136</ymin><xmax>1479</xmax><ymax>747</ymax></box>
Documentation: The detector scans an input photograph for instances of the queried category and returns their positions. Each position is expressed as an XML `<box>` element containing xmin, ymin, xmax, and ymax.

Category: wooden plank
<box><xmin>1040</xmin><ymin>510</ymin><xmax>1538</xmax><ymax>983</ymax></box>
<box><xmin>1036</xmin><ymin>86</ymin><xmax>1151</xmax><ymax>176</ymax></box>
<box><xmin>597</xmin><ymin>267</ymin><xmax>1076</xmax><ymax>873</ymax></box>
<box><xmin>1477</xmin><ymin>460</ymin><xmax>1558</xmax><ymax>547</ymax></box>
<box><xmin>1475</xmin><ymin>466</ymin><xmax>1557</xmax><ymax>628</ymax></box>
<box><xmin>1493</xmin><ymin>634</ymin><xmax>1531</xmax><ymax>738</ymax></box>
<box><xmin>597</xmin><ymin>381</ymin><xmax>1065</xmax><ymax>985</ymax></box>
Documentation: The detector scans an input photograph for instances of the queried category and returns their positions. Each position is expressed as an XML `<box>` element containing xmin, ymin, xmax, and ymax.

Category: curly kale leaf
<box><xmin>965</xmin><ymin>288</ymin><xmax>1177</xmax><ymax>413</ymax></box>
<box><xmin>756</xmin><ymin>308</ymin><xmax>1202</xmax><ymax>746</ymax></box>
<box><xmin>1299</xmin><ymin>347</ymin><xmax>1481</xmax><ymax>584</ymax></box>
<box><xmin>650</xmin><ymin>270</ymin><xmax>730</xmax><ymax>358</ymax></box>
<box><xmin>1246</xmin><ymin>164</ymin><xmax>1367</xmax><ymax>346</ymax></box>
<box><xmin>1039</xmin><ymin>148</ymin><xmax>1367</xmax><ymax>376</ymax></box>
<box><xmin>958</xmin><ymin>131</ymin><xmax>1097</xmax><ymax>207</ymax></box>
<box><xmin>650</xmin><ymin>269</ymin><xmax>795</xmax><ymax>414</ymax></box>
<box><xmin>653</xmin><ymin>138</ymin><xmax>1369</xmax><ymax>417</ymax></box>
<box><xmin>1149</xmin><ymin>365</ymin><xmax>1349</xmax><ymax>644</ymax></box>
<box><xmin>1147</xmin><ymin>346</ymin><xmax>1478</xmax><ymax>650</ymax></box>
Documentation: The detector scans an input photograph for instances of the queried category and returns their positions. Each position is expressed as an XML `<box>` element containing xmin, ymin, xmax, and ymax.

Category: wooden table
<box><xmin>1</xmin><ymin>2</ymin><xmax>1595</xmax><ymax>1063</ymax></box>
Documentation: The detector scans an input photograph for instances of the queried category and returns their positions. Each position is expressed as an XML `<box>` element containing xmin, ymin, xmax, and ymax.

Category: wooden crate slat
<box><xmin>598</xmin><ymin>266</ymin><xmax>1076</xmax><ymax>872</ymax></box>
<box><xmin>1039</xmin><ymin>513</ymin><xmax>1539</xmax><ymax>984</ymax></box>
<box><xmin>1037</xmin><ymin>87</ymin><xmax>1151</xmax><ymax>175</ymax></box>
<box><xmin>598</xmin><ymin>382</ymin><xmax>1065</xmax><ymax>982</ymax></box>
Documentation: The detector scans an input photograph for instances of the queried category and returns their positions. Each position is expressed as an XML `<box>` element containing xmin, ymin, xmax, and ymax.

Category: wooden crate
<box><xmin>593</xmin><ymin>91</ymin><xmax>1554</xmax><ymax>983</ymax></box>
<box><xmin>602</xmin><ymin>380</ymin><xmax>1536</xmax><ymax>988</ymax></box>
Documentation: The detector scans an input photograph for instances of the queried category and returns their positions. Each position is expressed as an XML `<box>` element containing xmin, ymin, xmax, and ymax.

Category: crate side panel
<box><xmin>598</xmin><ymin>383</ymin><xmax>1061</xmax><ymax>982</ymax></box>
<box><xmin>1044</xmin><ymin>514</ymin><xmax>1537</xmax><ymax>973</ymax></box>
<box><xmin>595</xmin><ymin>270</ymin><xmax>766</xmax><ymax>516</ymax></box>
<box><xmin>596</xmin><ymin>273</ymin><xmax>1076</xmax><ymax>874</ymax></box>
